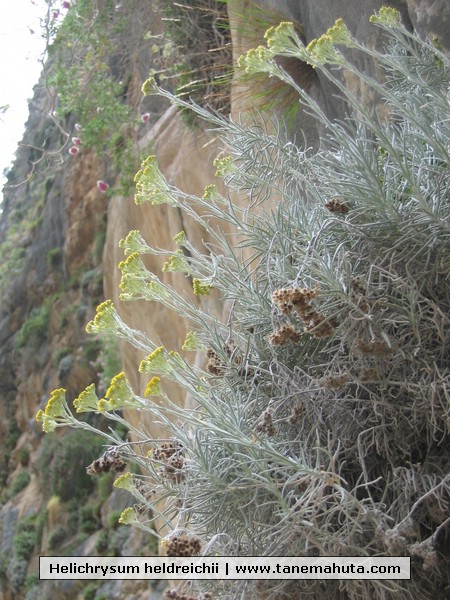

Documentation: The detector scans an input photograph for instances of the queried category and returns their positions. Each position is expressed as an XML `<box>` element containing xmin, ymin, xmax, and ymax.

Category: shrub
<box><xmin>47</xmin><ymin>525</ymin><xmax>68</xmax><ymax>551</ymax></box>
<box><xmin>16</xmin><ymin>293</ymin><xmax>63</xmax><ymax>349</ymax></box>
<box><xmin>83</xmin><ymin>582</ymin><xmax>101</xmax><ymax>600</ymax></box>
<box><xmin>10</xmin><ymin>470</ymin><xmax>31</xmax><ymax>496</ymax></box>
<box><xmin>13</xmin><ymin>530</ymin><xmax>35</xmax><ymax>562</ymax></box>
<box><xmin>16</xmin><ymin>305</ymin><xmax>50</xmax><ymax>349</ymax></box>
<box><xmin>36</xmin><ymin>431</ymin><xmax>105</xmax><ymax>501</ymax></box>
<box><xmin>37</xmin><ymin>11</ymin><xmax>450</xmax><ymax>600</ymax></box>
<box><xmin>79</xmin><ymin>505</ymin><xmax>100</xmax><ymax>534</ymax></box>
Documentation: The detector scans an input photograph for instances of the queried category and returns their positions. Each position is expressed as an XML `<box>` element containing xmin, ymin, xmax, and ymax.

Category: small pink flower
<box><xmin>63</xmin><ymin>1</ymin><xmax>71</xmax><ymax>8</ymax></box>
<box><xmin>74</xmin><ymin>123</ymin><xmax>82</xmax><ymax>131</ymax></box>
<box><xmin>71</xmin><ymin>136</ymin><xmax>81</xmax><ymax>145</ymax></box>
<box><xmin>141</xmin><ymin>112</ymin><xmax>150</xmax><ymax>123</ymax></box>
<box><xmin>68</xmin><ymin>146</ymin><xmax>79</xmax><ymax>156</ymax></box>
<box><xmin>97</xmin><ymin>180</ymin><xmax>109</xmax><ymax>193</ymax></box>
<box><xmin>53</xmin><ymin>10</ymin><xmax>60</xmax><ymax>19</ymax></box>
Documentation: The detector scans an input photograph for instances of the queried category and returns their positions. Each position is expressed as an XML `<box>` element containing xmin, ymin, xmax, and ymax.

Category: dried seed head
<box><xmin>289</xmin><ymin>403</ymin><xmax>302</xmax><ymax>425</ymax></box>
<box><xmin>356</xmin><ymin>338</ymin><xmax>393</xmax><ymax>357</ymax></box>
<box><xmin>152</xmin><ymin>441</ymin><xmax>185</xmax><ymax>483</ymax></box>
<box><xmin>206</xmin><ymin>348</ymin><xmax>225</xmax><ymax>375</ymax></box>
<box><xmin>360</xmin><ymin>368</ymin><xmax>378</xmax><ymax>381</ymax></box>
<box><xmin>272</xmin><ymin>289</ymin><xmax>294</xmax><ymax>314</ymax></box>
<box><xmin>269</xmin><ymin>324</ymin><xmax>303</xmax><ymax>346</ymax></box>
<box><xmin>86</xmin><ymin>447</ymin><xmax>126</xmax><ymax>475</ymax></box>
<box><xmin>272</xmin><ymin>287</ymin><xmax>319</xmax><ymax>316</ymax></box>
<box><xmin>325</xmin><ymin>197</ymin><xmax>350</xmax><ymax>214</ymax></box>
<box><xmin>351</xmin><ymin>277</ymin><xmax>366</xmax><ymax>296</ymax></box>
<box><xmin>161</xmin><ymin>533</ymin><xmax>202</xmax><ymax>557</ymax></box>
<box><xmin>350</xmin><ymin>277</ymin><xmax>370</xmax><ymax>312</ymax></box>
<box><xmin>319</xmin><ymin>373</ymin><xmax>350</xmax><ymax>389</ymax></box>
<box><xmin>255</xmin><ymin>410</ymin><xmax>276</xmax><ymax>436</ymax></box>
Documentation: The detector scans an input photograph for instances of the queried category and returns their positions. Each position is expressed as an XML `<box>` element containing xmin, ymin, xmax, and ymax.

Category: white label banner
<box><xmin>40</xmin><ymin>556</ymin><xmax>410</xmax><ymax>580</ymax></box>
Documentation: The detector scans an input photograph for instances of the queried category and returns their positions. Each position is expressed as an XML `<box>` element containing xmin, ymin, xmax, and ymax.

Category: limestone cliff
<box><xmin>0</xmin><ymin>2</ymin><xmax>448</xmax><ymax>600</ymax></box>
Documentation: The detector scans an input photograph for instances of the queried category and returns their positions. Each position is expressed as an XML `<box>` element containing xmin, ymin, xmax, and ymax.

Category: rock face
<box><xmin>0</xmin><ymin>1</ymin><xmax>449</xmax><ymax>599</ymax></box>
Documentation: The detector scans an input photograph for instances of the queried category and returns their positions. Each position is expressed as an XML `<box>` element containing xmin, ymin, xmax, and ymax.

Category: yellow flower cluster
<box><xmin>144</xmin><ymin>376</ymin><xmax>162</xmax><ymax>396</ymax></box>
<box><xmin>238</xmin><ymin>18</ymin><xmax>357</xmax><ymax>74</ymax></box>
<box><xmin>237</xmin><ymin>45</ymin><xmax>275</xmax><ymax>75</ymax></box>
<box><xmin>36</xmin><ymin>388</ymin><xmax>74</xmax><ymax>433</ymax></box>
<box><xmin>73</xmin><ymin>384</ymin><xmax>99</xmax><ymax>413</ymax></box>
<box><xmin>134</xmin><ymin>155</ymin><xmax>175</xmax><ymax>206</ymax></box>
<box><xmin>118</xmin><ymin>252</ymin><xmax>149</xmax><ymax>279</ymax></box>
<box><xmin>213</xmin><ymin>156</ymin><xmax>237</xmax><ymax>178</ymax></box>
<box><xmin>306</xmin><ymin>34</ymin><xmax>343</xmax><ymax>67</ymax></box>
<box><xmin>118</xmin><ymin>250</ymin><xmax>172</xmax><ymax>303</ymax></box>
<box><xmin>193</xmin><ymin>278</ymin><xmax>213</xmax><ymax>296</ymax></box>
<box><xmin>162</xmin><ymin>249</ymin><xmax>190</xmax><ymax>273</ymax></box>
<box><xmin>85</xmin><ymin>300</ymin><xmax>119</xmax><ymax>335</ymax></box>
<box><xmin>182</xmin><ymin>331</ymin><xmax>206</xmax><ymax>352</ymax></box>
<box><xmin>173</xmin><ymin>231</ymin><xmax>187</xmax><ymax>246</ymax></box>
<box><xmin>139</xmin><ymin>346</ymin><xmax>173</xmax><ymax>376</ymax></box>
<box><xmin>102</xmin><ymin>372</ymin><xmax>144</xmax><ymax>411</ymax></box>
<box><xmin>141</xmin><ymin>76</ymin><xmax>158</xmax><ymax>96</ymax></box>
<box><xmin>264</xmin><ymin>21</ymin><xmax>306</xmax><ymax>57</ymax></box>
<box><xmin>119</xmin><ymin>507</ymin><xmax>139</xmax><ymax>525</ymax></box>
<box><xmin>119</xmin><ymin>230</ymin><xmax>152</xmax><ymax>256</ymax></box>
<box><xmin>113</xmin><ymin>472</ymin><xmax>134</xmax><ymax>492</ymax></box>
<box><xmin>202</xmin><ymin>184</ymin><xmax>225</xmax><ymax>203</ymax></box>
<box><xmin>369</xmin><ymin>7</ymin><xmax>401</xmax><ymax>27</ymax></box>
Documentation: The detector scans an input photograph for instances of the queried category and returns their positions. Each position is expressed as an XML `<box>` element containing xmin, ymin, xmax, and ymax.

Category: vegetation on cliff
<box><xmin>36</xmin><ymin>7</ymin><xmax>450</xmax><ymax>600</ymax></box>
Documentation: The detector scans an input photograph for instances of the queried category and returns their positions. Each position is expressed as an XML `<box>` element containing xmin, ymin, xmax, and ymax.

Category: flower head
<box><xmin>134</xmin><ymin>155</ymin><xmax>175</xmax><ymax>206</ymax></box>
<box><xmin>142</xmin><ymin>77</ymin><xmax>158</xmax><ymax>96</ymax></box>
<box><xmin>369</xmin><ymin>7</ymin><xmax>402</xmax><ymax>27</ymax></box>
<box><xmin>264</xmin><ymin>22</ymin><xmax>308</xmax><ymax>59</ymax></box>
<box><xmin>113</xmin><ymin>472</ymin><xmax>148</xmax><ymax>504</ymax></box>
<box><xmin>97</xmin><ymin>398</ymin><xmax>114</xmax><ymax>413</ymax></box>
<box><xmin>118</xmin><ymin>252</ymin><xmax>149</xmax><ymax>279</ymax></box>
<box><xmin>105</xmin><ymin>372</ymin><xmax>144</xmax><ymax>410</ymax></box>
<box><xmin>193</xmin><ymin>278</ymin><xmax>213</xmax><ymax>296</ymax></box>
<box><xmin>119</xmin><ymin>230</ymin><xmax>152</xmax><ymax>256</ymax></box>
<box><xmin>35</xmin><ymin>410</ymin><xmax>57</xmax><ymax>433</ymax></box>
<box><xmin>119</xmin><ymin>273</ymin><xmax>148</xmax><ymax>301</ymax></box>
<box><xmin>44</xmin><ymin>388</ymin><xmax>68</xmax><ymax>418</ymax></box>
<box><xmin>306</xmin><ymin>34</ymin><xmax>344</xmax><ymax>66</ymax></box>
<box><xmin>97</xmin><ymin>180</ymin><xmax>109</xmax><ymax>193</ymax></box>
<box><xmin>73</xmin><ymin>384</ymin><xmax>99</xmax><ymax>413</ymax></box>
<box><xmin>141</xmin><ymin>112</ymin><xmax>150</xmax><ymax>123</ymax></box>
<box><xmin>237</xmin><ymin>45</ymin><xmax>275</xmax><ymax>75</ymax></box>
<box><xmin>139</xmin><ymin>346</ymin><xmax>173</xmax><ymax>376</ymax></box>
<box><xmin>118</xmin><ymin>507</ymin><xmax>139</xmax><ymax>525</ymax></box>
<box><xmin>162</xmin><ymin>250</ymin><xmax>190</xmax><ymax>273</ymax></box>
<box><xmin>68</xmin><ymin>146</ymin><xmax>79</xmax><ymax>156</ymax></box>
<box><xmin>182</xmin><ymin>331</ymin><xmax>206</xmax><ymax>352</ymax></box>
<box><xmin>144</xmin><ymin>376</ymin><xmax>163</xmax><ymax>397</ymax></box>
<box><xmin>161</xmin><ymin>532</ymin><xmax>201</xmax><ymax>557</ymax></box>
<box><xmin>213</xmin><ymin>156</ymin><xmax>237</xmax><ymax>178</ymax></box>
<box><xmin>86</xmin><ymin>300</ymin><xmax>119</xmax><ymax>335</ymax></box>
<box><xmin>144</xmin><ymin>280</ymin><xmax>172</xmax><ymax>302</ymax></box>
<box><xmin>71</xmin><ymin>136</ymin><xmax>81</xmax><ymax>146</ymax></box>
<box><xmin>202</xmin><ymin>184</ymin><xmax>226</xmax><ymax>204</ymax></box>
<box><xmin>326</xmin><ymin>18</ymin><xmax>354</xmax><ymax>47</ymax></box>
<box><xmin>173</xmin><ymin>231</ymin><xmax>187</xmax><ymax>246</ymax></box>
<box><xmin>113</xmin><ymin>472</ymin><xmax>134</xmax><ymax>492</ymax></box>
<box><xmin>36</xmin><ymin>388</ymin><xmax>74</xmax><ymax>432</ymax></box>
